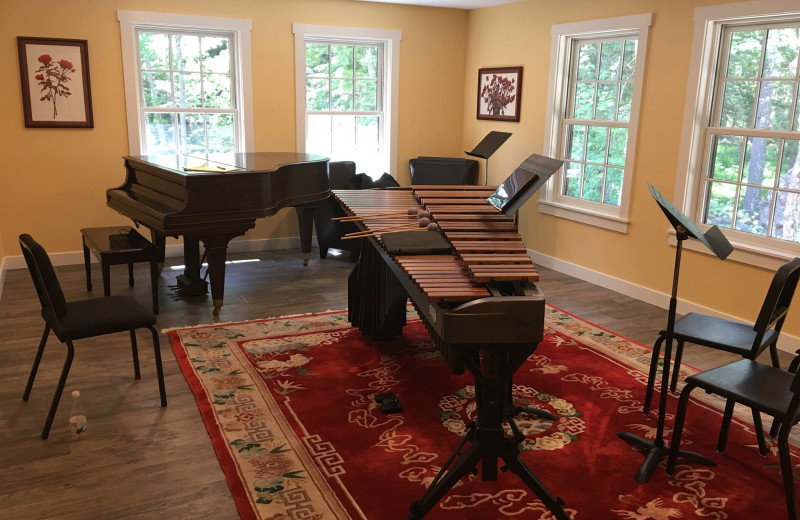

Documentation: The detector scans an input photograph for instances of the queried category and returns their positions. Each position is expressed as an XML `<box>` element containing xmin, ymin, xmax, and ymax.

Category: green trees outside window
<box><xmin>138</xmin><ymin>31</ymin><xmax>236</xmax><ymax>155</ymax></box>
<box><xmin>704</xmin><ymin>25</ymin><xmax>800</xmax><ymax>244</ymax></box>
<box><xmin>304</xmin><ymin>41</ymin><xmax>383</xmax><ymax>176</ymax></box>
<box><xmin>562</xmin><ymin>38</ymin><xmax>637</xmax><ymax>206</ymax></box>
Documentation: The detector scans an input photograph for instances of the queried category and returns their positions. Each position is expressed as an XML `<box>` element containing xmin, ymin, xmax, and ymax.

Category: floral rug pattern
<box><xmin>169</xmin><ymin>306</ymin><xmax>796</xmax><ymax>520</ymax></box>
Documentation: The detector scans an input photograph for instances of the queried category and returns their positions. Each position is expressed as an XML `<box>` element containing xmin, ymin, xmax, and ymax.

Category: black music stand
<box><xmin>617</xmin><ymin>183</ymin><xmax>733</xmax><ymax>483</ymax></box>
<box><xmin>486</xmin><ymin>154</ymin><xmax>563</xmax><ymax>217</ymax></box>
<box><xmin>466</xmin><ymin>131</ymin><xmax>512</xmax><ymax>185</ymax></box>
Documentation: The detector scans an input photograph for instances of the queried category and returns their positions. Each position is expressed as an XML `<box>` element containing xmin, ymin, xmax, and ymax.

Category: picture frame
<box><xmin>477</xmin><ymin>66</ymin><xmax>522</xmax><ymax>122</ymax></box>
<box><xmin>17</xmin><ymin>37</ymin><xmax>94</xmax><ymax>128</ymax></box>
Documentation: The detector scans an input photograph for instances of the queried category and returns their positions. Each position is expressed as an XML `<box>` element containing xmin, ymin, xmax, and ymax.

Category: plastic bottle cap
<box><xmin>72</xmin><ymin>390</ymin><xmax>80</xmax><ymax>398</ymax></box>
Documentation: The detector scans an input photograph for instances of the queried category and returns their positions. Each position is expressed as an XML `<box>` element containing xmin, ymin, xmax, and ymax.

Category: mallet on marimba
<box><xmin>342</xmin><ymin>218</ymin><xmax>440</xmax><ymax>239</ymax></box>
<box><xmin>333</xmin><ymin>207</ymin><xmax>431</xmax><ymax>222</ymax></box>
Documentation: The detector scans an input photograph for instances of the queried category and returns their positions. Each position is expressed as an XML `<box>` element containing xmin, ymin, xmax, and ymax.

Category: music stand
<box><xmin>486</xmin><ymin>154</ymin><xmax>563</xmax><ymax>217</ymax></box>
<box><xmin>617</xmin><ymin>183</ymin><xmax>733</xmax><ymax>483</ymax></box>
<box><xmin>466</xmin><ymin>131</ymin><xmax>512</xmax><ymax>185</ymax></box>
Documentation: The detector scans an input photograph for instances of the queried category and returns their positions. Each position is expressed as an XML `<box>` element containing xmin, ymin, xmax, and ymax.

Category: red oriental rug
<box><xmin>168</xmin><ymin>306</ymin><xmax>798</xmax><ymax>520</ymax></box>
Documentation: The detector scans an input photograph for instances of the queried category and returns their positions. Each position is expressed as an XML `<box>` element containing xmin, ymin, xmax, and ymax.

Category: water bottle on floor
<box><xmin>69</xmin><ymin>390</ymin><xmax>87</xmax><ymax>440</ymax></box>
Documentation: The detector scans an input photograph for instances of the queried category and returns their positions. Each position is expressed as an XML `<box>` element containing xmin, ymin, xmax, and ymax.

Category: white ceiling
<box><xmin>354</xmin><ymin>0</ymin><xmax>524</xmax><ymax>10</ymax></box>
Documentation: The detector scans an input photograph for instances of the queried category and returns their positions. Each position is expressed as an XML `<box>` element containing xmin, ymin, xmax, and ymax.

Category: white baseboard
<box><xmin>529</xmin><ymin>248</ymin><xmax>800</xmax><ymax>354</ymax></box>
<box><xmin>1</xmin><ymin>235</ymin><xmax>316</xmax><ymax>271</ymax></box>
<box><xmin>0</xmin><ymin>255</ymin><xmax>6</xmax><ymax>303</ymax></box>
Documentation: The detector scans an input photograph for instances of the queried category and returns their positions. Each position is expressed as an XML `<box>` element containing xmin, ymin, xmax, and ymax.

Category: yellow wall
<box><xmin>0</xmin><ymin>0</ymin><xmax>469</xmax><ymax>253</ymax></box>
<box><xmin>464</xmin><ymin>0</ymin><xmax>799</xmax><ymax>336</ymax></box>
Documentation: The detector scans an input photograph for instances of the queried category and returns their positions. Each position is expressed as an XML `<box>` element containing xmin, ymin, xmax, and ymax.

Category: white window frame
<box><xmin>675</xmin><ymin>0</ymin><xmax>800</xmax><ymax>270</ymax></box>
<box><xmin>541</xmin><ymin>14</ymin><xmax>652</xmax><ymax>233</ymax></box>
<box><xmin>118</xmin><ymin>10</ymin><xmax>254</xmax><ymax>155</ymax></box>
<box><xmin>293</xmin><ymin>24</ymin><xmax>400</xmax><ymax>178</ymax></box>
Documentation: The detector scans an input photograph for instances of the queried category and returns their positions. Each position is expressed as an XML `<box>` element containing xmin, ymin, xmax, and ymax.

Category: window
<box><xmin>293</xmin><ymin>24</ymin><xmax>400</xmax><ymax>179</ymax></box>
<box><xmin>118</xmin><ymin>11</ymin><xmax>254</xmax><ymax>155</ymax></box>
<box><xmin>541</xmin><ymin>14</ymin><xmax>652</xmax><ymax>233</ymax></box>
<box><xmin>676</xmin><ymin>1</ymin><xmax>800</xmax><ymax>267</ymax></box>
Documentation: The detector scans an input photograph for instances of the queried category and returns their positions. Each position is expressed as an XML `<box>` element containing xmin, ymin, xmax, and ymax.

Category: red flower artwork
<box><xmin>481</xmin><ymin>74</ymin><xmax>516</xmax><ymax>116</ymax></box>
<box><xmin>33</xmin><ymin>53</ymin><xmax>76</xmax><ymax>118</ymax></box>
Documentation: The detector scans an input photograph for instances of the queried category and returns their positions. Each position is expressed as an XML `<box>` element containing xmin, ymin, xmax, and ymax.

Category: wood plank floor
<box><xmin>0</xmin><ymin>247</ymin><xmax>790</xmax><ymax>519</ymax></box>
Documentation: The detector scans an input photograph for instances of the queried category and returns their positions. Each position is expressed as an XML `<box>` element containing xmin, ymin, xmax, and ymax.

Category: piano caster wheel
<box><xmin>303</xmin><ymin>254</ymin><xmax>310</xmax><ymax>267</ymax></box>
<box><xmin>213</xmin><ymin>299</ymin><xmax>223</xmax><ymax>316</ymax></box>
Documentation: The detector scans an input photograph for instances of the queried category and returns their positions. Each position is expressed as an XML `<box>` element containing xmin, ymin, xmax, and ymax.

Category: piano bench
<box><xmin>80</xmin><ymin>226</ymin><xmax>159</xmax><ymax>314</ymax></box>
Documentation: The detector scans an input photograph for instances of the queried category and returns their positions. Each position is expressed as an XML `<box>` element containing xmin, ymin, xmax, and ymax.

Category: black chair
<box><xmin>409</xmin><ymin>157</ymin><xmax>479</xmax><ymax>185</ymax></box>
<box><xmin>644</xmin><ymin>257</ymin><xmax>800</xmax><ymax>418</ymax></box>
<box><xmin>667</xmin><ymin>358</ymin><xmax>800</xmax><ymax>520</ymax></box>
<box><xmin>314</xmin><ymin>161</ymin><xmax>400</xmax><ymax>259</ymax></box>
<box><xmin>314</xmin><ymin>161</ymin><xmax>360</xmax><ymax>259</ymax></box>
<box><xmin>19</xmin><ymin>234</ymin><xmax>167</xmax><ymax>439</ymax></box>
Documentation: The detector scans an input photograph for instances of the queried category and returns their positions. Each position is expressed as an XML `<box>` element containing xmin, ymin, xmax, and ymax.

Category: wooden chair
<box><xmin>644</xmin><ymin>257</ymin><xmax>800</xmax><ymax>445</ymax></box>
<box><xmin>667</xmin><ymin>358</ymin><xmax>800</xmax><ymax>520</ymax></box>
<box><xmin>81</xmin><ymin>226</ymin><xmax>159</xmax><ymax>314</ymax></box>
<box><xmin>19</xmin><ymin>234</ymin><xmax>167</xmax><ymax>439</ymax></box>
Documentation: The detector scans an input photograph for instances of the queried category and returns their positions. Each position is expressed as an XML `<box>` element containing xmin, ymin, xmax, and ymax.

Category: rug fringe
<box><xmin>160</xmin><ymin>309</ymin><xmax>347</xmax><ymax>333</ymax></box>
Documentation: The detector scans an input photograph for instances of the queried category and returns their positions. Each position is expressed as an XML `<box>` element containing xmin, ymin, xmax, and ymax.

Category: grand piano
<box><xmin>107</xmin><ymin>152</ymin><xmax>330</xmax><ymax>315</ymax></box>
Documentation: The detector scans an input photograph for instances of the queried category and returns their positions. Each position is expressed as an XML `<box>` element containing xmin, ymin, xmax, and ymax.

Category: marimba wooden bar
<box><xmin>332</xmin><ymin>184</ymin><xmax>539</xmax><ymax>301</ymax></box>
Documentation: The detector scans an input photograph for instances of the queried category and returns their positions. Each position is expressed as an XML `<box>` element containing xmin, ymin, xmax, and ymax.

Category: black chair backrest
<box><xmin>328</xmin><ymin>161</ymin><xmax>356</xmax><ymax>189</ymax></box>
<box><xmin>409</xmin><ymin>157</ymin><xmax>478</xmax><ymax>185</ymax></box>
<box><xmin>19</xmin><ymin>234</ymin><xmax>69</xmax><ymax>329</ymax></box>
<box><xmin>753</xmin><ymin>257</ymin><xmax>800</xmax><ymax>340</ymax></box>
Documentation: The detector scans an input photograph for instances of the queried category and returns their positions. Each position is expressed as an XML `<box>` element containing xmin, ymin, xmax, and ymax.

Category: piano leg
<box><xmin>295</xmin><ymin>205</ymin><xmax>317</xmax><ymax>267</ymax></box>
<box><xmin>203</xmin><ymin>238</ymin><xmax>232</xmax><ymax>316</ymax></box>
<box><xmin>176</xmin><ymin>239</ymin><xmax>209</xmax><ymax>297</ymax></box>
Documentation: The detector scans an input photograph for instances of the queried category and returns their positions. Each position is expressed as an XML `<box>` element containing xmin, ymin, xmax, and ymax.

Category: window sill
<box><xmin>666</xmin><ymin>228</ymin><xmax>799</xmax><ymax>271</ymax></box>
<box><xmin>538</xmin><ymin>200</ymin><xmax>629</xmax><ymax>233</ymax></box>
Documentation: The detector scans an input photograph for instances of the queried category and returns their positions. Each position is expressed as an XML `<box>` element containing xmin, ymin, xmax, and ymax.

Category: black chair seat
<box><xmin>667</xmin><ymin>312</ymin><xmax>779</xmax><ymax>356</ymax></box>
<box><xmin>689</xmin><ymin>359</ymin><xmax>794</xmax><ymax>417</ymax></box>
<box><xmin>61</xmin><ymin>296</ymin><xmax>156</xmax><ymax>340</ymax></box>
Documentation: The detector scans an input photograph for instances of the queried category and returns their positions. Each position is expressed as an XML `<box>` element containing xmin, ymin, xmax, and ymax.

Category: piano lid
<box><xmin>128</xmin><ymin>152</ymin><xmax>329</xmax><ymax>175</ymax></box>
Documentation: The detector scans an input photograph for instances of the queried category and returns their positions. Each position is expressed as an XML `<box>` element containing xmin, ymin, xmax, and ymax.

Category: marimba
<box><xmin>334</xmin><ymin>185</ymin><xmax>571</xmax><ymax>520</ymax></box>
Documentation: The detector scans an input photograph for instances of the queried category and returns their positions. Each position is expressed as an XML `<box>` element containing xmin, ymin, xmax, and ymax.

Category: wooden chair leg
<box><xmin>41</xmin><ymin>340</ymin><xmax>74</xmax><ymax>440</ymax></box>
<box><xmin>82</xmin><ymin>239</ymin><xmax>92</xmax><ymax>292</ymax></box>
<box><xmin>23</xmin><ymin>325</ymin><xmax>50</xmax><ymax>400</ymax></box>
<box><xmin>101</xmin><ymin>261</ymin><xmax>111</xmax><ymax>297</ymax></box>
<box><xmin>778</xmin><ymin>431</ymin><xmax>798</xmax><ymax>520</ymax></box>
<box><xmin>130</xmin><ymin>330</ymin><xmax>141</xmax><ymax>379</ymax></box>
<box><xmin>751</xmin><ymin>409</ymin><xmax>768</xmax><ymax>456</ymax></box>
<box><xmin>149</xmin><ymin>327</ymin><xmax>167</xmax><ymax>407</ymax></box>
<box><xmin>717</xmin><ymin>399</ymin><xmax>736</xmax><ymax>454</ymax></box>
<box><xmin>128</xmin><ymin>262</ymin><xmax>135</xmax><ymax>287</ymax></box>
<box><xmin>771</xmin><ymin>419</ymin><xmax>781</xmax><ymax>439</ymax></box>
<box><xmin>643</xmin><ymin>335</ymin><xmax>665</xmax><ymax>415</ymax></box>
<box><xmin>770</xmin><ymin>341</ymin><xmax>781</xmax><ymax>369</ymax></box>
<box><xmin>667</xmin><ymin>382</ymin><xmax>695</xmax><ymax>474</ymax></box>
<box><xmin>669</xmin><ymin>340</ymin><xmax>685</xmax><ymax>393</ymax></box>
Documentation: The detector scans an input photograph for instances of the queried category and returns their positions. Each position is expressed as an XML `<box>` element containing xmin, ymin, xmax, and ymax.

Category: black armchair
<box><xmin>409</xmin><ymin>157</ymin><xmax>479</xmax><ymax>185</ymax></box>
<box><xmin>314</xmin><ymin>162</ymin><xmax>401</xmax><ymax>259</ymax></box>
<box><xmin>19</xmin><ymin>234</ymin><xmax>167</xmax><ymax>439</ymax></box>
<box><xmin>314</xmin><ymin>161</ymin><xmax>360</xmax><ymax>259</ymax></box>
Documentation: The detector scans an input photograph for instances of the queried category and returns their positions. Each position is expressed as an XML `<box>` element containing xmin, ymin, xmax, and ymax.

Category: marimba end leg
<box><xmin>499</xmin><ymin>441</ymin><xmax>571</xmax><ymax>520</ymax></box>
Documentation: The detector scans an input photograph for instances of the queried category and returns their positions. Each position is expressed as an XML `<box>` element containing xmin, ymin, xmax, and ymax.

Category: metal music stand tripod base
<box><xmin>407</xmin><ymin>346</ymin><xmax>570</xmax><ymax>520</ymax></box>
